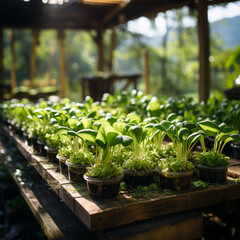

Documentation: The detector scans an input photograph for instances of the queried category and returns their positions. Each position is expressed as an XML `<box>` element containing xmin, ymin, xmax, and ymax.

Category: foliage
<box><xmin>158</xmin><ymin>156</ymin><xmax>194</xmax><ymax>172</ymax></box>
<box><xmin>85</xmin><ymin>162</ymin><xmax>122</xmax><ymax>179</ymax></box>
<box><xmin>68</xmin><ymin>151</ymin><xmax>94</xmax><ymax>165</ymax></box>
<box><xmin>196</xmin><ymin>150</ymin><xmax>229</xmax><ymax>167</ymax></box>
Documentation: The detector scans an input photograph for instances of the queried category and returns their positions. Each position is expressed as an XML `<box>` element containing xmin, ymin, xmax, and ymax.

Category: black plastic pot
<box><xmin>22</xmin><ymin>131</ymin><xmax>31</xmax><ymax>146</ymax></box>
<box><xmin>14</xmin><ymin>124</ymin><xmax>22</xmax><ymax>136</ymax></box>
<box><xmin>44</xmin><ymin>145</ymin><xmax>58</xmax><ymax>164</ymax></box>
<box><xmin>205</xmin><ymin>136</ymin><xmax>215</xmax><ymax>150</ymax></box>
<box><xmin>123</xmin><ymin>169</ymin><xmax>155</xmax><ymax>188</ymax></box>
<box><xmin>160</xmin><ymin>171</ymin><xmax>193</xmax><ymax>190</ymax></box>
<box><xmin>57</xmin><ymin>155</ymin><xmax>68</xmax><ymax>174</ymax></box>
<box><xmin>31</xmin><ymin>136</ymin><xmax>39</xmax><ymax>152</ymax></box>
<box><xmin>156</xmin><ymin>167</ymin><xmax>194</xmax><ymax>191</ymax></box>
<box><xmin>197</xmin><ymin>164</ymin><xmax>228</xmax><ymax>183</ymax></box>
<box><xmin>222</xmin><ymin>141</ymin><xmax>233</xmax><ymax>157</ymax></box>
<box><xmin>230</xmin><ymin>143</ymin><xmax>240</xmax><ymax>160</ymax></box>
<box><xmin>84</xmin><ymin>173</ymin><xmax>123</xmax><ymax>199</ymax></box>
<box><xmin>37</xmin><ymin>140</ymin><xmax>47</xmax><ymax>156</ymax></box>
<box><xmin>65</xmin><ymin>159</ymin><xmax>88</xmax><ymax>183</ymax></box>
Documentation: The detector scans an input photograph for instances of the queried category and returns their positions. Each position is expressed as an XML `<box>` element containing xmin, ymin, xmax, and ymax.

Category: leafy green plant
<box><xmin>86</xmin><ymin>122</ymin><xmax>132</xmax><ymax>178</ymax></box>
<box><xmin>196</xmin><ymin>150</ymin><xmax>229</xmax><ymax>167</ymax></box>
<box><xmin>198</xmin><ymin>120</ymin><xmax>239</xmax><ymax>154</ymax></box>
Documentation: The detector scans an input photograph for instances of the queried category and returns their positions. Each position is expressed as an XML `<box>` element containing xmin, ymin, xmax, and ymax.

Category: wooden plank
<box><xmin>58</xmin><ymin>29</ymin><xmax>66</xmax><ymax>98</ymax></box>
<box><xmin>0</xmin><ymin>28</ymin><xmax>3</xmax><ymax>89</ymax></box>
<box><xmin>228</xmin><ymin>166</ymin><xmax>240</xmax><ymax>178</ymax></box>
<box><xmin>2</xmin><ymin>126</ymin><xmax>240</xmax><ymax>231</ymax></box>
<box><xmin>142</xmin><ymin>49</ymin><xmax>150</xmax><ymax>94</ymax></box>
<box><xmin>197</xmin><ymin>0</ymin><xmax>210</xmax><ymax>102</ymax></box>
<box><xmin>99</xmin><ymin>211</ymin><xmax>203</xmax><ymax>240</ymax></box>
<box><xmin>10</xmin><ymin>29</ymin><xmax>16</xmax><ymax>91</ymax></box>
<box><xmin>0</xmin><ymin>137</ymin><xmax>96</xmax><ymax>240</ymax></box>
<box><xmin>30</xmin><ymin>28</ymin><xmax>37</xmax><ymax>89</ymax></box>
<box><xmin>97</xmin><ymin>28</ymin><xmax>105</xmax><ymax>72</ymax></box>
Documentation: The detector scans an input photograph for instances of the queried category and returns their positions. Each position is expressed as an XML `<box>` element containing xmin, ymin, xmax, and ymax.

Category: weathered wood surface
<box><xmin>99</xmin><ymin>211</ymin><xmax>203</xmax><ymax>240</ymax></box>
<box><xmin>2</xmin><ymin>126</ymin><xmax>240</xmax><ymax>231</ymax></box>
<box><xmin>0</xmin><ymin>138</ymin><xmax>96</xmax><ymax>240</ymax></box>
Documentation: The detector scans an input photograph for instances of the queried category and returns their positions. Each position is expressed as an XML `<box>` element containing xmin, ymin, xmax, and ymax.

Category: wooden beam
<box><xmin>58</xmin><ymin>29</ymin><xmax>66</xmax><ymax>98</ymax></box>
<box><xmin>0</xmin><ymin>28</ymin><xmax>4</xmax><ymax>87</ymax></box>
<box><xmin>97</xmin><ymin>29</ymin><xmax>104</xmax><ymax>72</ymax></box>
<box><xmin>142</xmin><ymin>49</ymin><xmax>150</xmax><ymax>94</ymax></box>
<box><xmin>30</xmin><ymin>29</ymin><xmax>38</xmax><ymax>89</ymax></box>
<box><xmin>10</xmin><ymin>29</ymin><xmax>16</xmax><ymax>91</ymax></box>
<box><xmin>208</xmin><ymin>0</ymin><xmax>240</xmax><ymax>5</ymax></box>
<box><xmin>101</xmin><ymin>0</ymin><xmax>131</xmax><ymax>25</ymax></box>
<box><xmin>108</xmin><ymin>27</ymin><xmax>116</xmax><ymax>72</ymax></box>
<box><xmin>197</xmin><ymin>0</ymin><xmax>210</xmax><ymax>102</ymax></box>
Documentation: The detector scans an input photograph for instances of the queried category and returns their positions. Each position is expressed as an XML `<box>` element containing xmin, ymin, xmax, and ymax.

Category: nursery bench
<box><xmin>2</xmin><ymin>126</ymin><xmax>240</xmax><ymax>239</ymax></box>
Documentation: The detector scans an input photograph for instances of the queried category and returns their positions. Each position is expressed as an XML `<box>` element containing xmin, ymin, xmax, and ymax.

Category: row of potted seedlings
<box><xmin>0</xmin><ymin>96</ymin><xmax>240</xmax><ymax>199</ymax></box>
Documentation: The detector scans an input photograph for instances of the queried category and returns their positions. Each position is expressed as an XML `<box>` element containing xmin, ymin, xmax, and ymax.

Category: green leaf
<box><xmin>126</xmin><ymin>113</ymin><xmax>141</xmax><ymax>124</ymax></box>
<box><xmin>96</xmin><ymin>123</ymin><xmax>118</xmax><ymax>149</ymax></box>
<box><xmin>112</xmin><ymin>135</ymin><xmax>133</xmax><ymax>147</ymax></box>
<box><xmin>129</xmin><ymin>125</ymin><xmax>143</xmax><ymax>143</ymax></box>
<box><xmin>80</xmin><ymin>117</ymin><xmax>92</xmax><ymax>129</ymax></box>
<box><xmin>166</xmin><ymin>113</ymin><xmax>178</xmax><ymax>121</ymax></box>
<box><xmin>77</xmin><ymin>129</ymin><xmax>97</xmax><ymax>143</ymax></box>
<box><xmin>178</xmin><ymin>128</ymin><xmax>189</xmax><ymax>141</ymax></box>
<box><xmin>68</xmin><ymin>118</ymin><xmax>79</xmax><ymax>131</ymax></box>
<box><xmin>57</xmin><ymin>126</ymin><xmax>71</xmax><ymax>134</ymax></box>
<box><xmin>113</xmin><ymin>122</ymin><xmax>127</xmax><ymax>134</ymax></box>
<box><xmin>199</xmin><ymin>120</ymin><xmax>220</xmax><ymax>134</ymax></box>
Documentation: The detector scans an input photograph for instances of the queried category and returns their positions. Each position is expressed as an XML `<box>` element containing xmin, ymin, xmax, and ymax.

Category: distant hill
<box><xmin>140</xmin><ymin>16</ymin><xmax>240</xmax><ymax>49</ymax></box>
<box><xmin>210</xmin><ymin>16</ymin><xmax>240</xmax><ymax>49</ymax></box>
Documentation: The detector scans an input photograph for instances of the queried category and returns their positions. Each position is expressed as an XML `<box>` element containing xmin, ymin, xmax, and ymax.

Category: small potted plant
<box><xmin>84</xmin><ymin>122</ymin><xmax>132</xmax><ymax>199</ymax></box>
<box><xmin>58</xmin><ymin>118</ymin><xmax>96</xmax><ymax>181</ymax></box>
<box><xmin>156</xmin><ymin>115</ymin><xmax>202</xmax><ymax>190</ymax></box>
<box><xmin>44</xmin><ymin>132</ymin><xmax>60</xmax><ymax>164</ymax></box>
<box><xmin>122</xmin><ymin>123</ymin><xmax>156</xmax><ymax>188</ymax></box>
<box><xmin>196</xmin><ymin>120</ymin><xmax>239</xmax><ymax>183</ymax></box>
<box><xmin>65</xmin><ymin>128</ymin><xmax>96</xmax><ymax>183</ymax></box>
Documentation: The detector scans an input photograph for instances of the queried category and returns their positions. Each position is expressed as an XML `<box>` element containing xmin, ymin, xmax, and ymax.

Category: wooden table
<box><xmin>81</xmin><ymin>73</ymin><xmax>141</xmax><ymax>101</ymax></box>
<box><xmin>2</xmin><ymin>125</ymin><xmax>240</xmax><ymax>239</ymax></box>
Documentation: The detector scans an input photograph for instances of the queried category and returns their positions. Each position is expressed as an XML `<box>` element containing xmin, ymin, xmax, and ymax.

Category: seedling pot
<box><xmin>197</xmin><ymin>164</ymin><xmax>228</xmax><ymax>183</ymax></box>
<box><xmin>157</xmin><ymin>167</ymin><xmax>194</xmax><ymax>190</ymax></box>
<box><xmin>123</xmin><ymin>169</ymin><xmax>155</xmax><ymax>188</ymax></box>
<box><xmin>22</xmin><ymin>131</ymin><xmax>31</xmax><ymax>146</ymax></box>
<box><xmin>57</xmin><ymin>155</ymin><xmax>68</xmax><ymax>174</ymax></box>
<box><xmin>65</xmin><ymin>159</ymin><xmax>88</xmax><ymax>183</ymax></box>
<box><xmin>37</xmin><ymin>140</ymin><xmax>47</xmax><ymax>157</ymax></box>
<box><xmin>84</xmin><ymin>174</ymin><xmax>124</xmax><ymax>199</ymax></box>
<box><xmin>31</xmin><ymin>136</ymin><xmax>39</xmax><ymax>152</ymax></box>
<box><xmin>44</xmin><ymin>145</ymin><xmax>58</xmax><ymax>164</ymax></box>
<box><xmin>230</xmin><ymin>143</ymin><xmax>240</xmax><ymax>160</ymax></box>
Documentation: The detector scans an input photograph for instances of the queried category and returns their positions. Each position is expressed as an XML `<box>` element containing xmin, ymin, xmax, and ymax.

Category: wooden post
<box><xmin>97</xmin><ymin>29</ymin><xmax>104</xmax><ymax>72</ymax></box>
<box><xmin>0</xmin><ymin>28</ymin><xmax>4</xmax><ymax>88</ymax></box>
<box><xmin>58</xmin><ymin>29</ymin><xmax>66</xmax><ymax>98</ymax></box>
<box><xmin>197</xmin><ymin>0</ymin><xmax>210</xmax><ymax>102</ymax></box>
<box><xmin>30</xmin><ymin>29</ymin><xmax>38</xmax><ymax>89</ymax></box>
<box><xmin>142</xmin><ymin>49</ymin><xmax>150</xmax><ymax>94</ymax></box>
<box><xmin>108</xmin><ymin>27</ymin><xmax>116</xmax><ymax>72</ymax></box>
<box><xmin>10</xmin><ymin>29</ymin><xmax>16</xmax><ymax>91</ymax></box>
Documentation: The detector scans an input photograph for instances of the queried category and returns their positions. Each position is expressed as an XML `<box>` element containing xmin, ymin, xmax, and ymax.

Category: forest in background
<box><xmin>2</xmin><ymin>6</ymin><xmax>240</xmax><ymax>102</ymax></box>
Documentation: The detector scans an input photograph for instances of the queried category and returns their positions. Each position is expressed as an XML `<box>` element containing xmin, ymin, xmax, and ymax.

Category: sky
<box><xmin>128</xmin><ymin>2</ymin><xmax>240</xmax><ymax>37</ymax></box>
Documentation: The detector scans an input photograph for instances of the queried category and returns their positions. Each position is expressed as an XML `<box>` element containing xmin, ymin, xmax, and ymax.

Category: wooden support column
<box><xmin>108</xmin><ymin>27</ymin><xmax>116</xmax><ymax>72</ymax></box>
<box><xmin>0</xmin><ymin>29</ymin><xmax>4</xmax><ymax>88</ymax></box>
<box><xmin>197</xmin><ymin>0</ymin><xmax>210</xmax><ymax>102</ymax></box>
<box><xmin>10</xmin><ymin>29</ymin><xmax>16</xmax><ymax>91</ymax></box>
<box><xmin>58</xmin><ymin>29</ymin><xmax>66</xmax><ymax>98</ymax></box>
<box><xmin>97</xmin><ymin>29</ymin><xmax>104</xmax><ymax>72</ymax></box>
<box><xmin>143</xmin><ymin>49</ymin><xmax>150</xmax><ymax>94</ymax></box>
<box><xmin>30</xmin><ymin>29</ymin><xmax>38</xmax><ymax>89</ymax></box>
